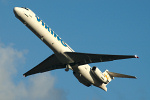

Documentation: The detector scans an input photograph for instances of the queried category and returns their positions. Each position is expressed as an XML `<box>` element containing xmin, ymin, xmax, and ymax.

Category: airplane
<box><xmin>13</xmin><ymin>7</ymin><xmax>138</xmax><ymax>91</ymax></box>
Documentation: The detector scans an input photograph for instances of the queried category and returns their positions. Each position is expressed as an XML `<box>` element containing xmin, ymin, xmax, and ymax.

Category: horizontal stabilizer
<box><xmin>106</xmin><ymin>71</ymin><xmax>137</xmax><ymax>79</ymax></box>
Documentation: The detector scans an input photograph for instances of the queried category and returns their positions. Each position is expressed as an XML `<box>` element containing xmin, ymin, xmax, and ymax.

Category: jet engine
<box><xmin>91</xmin><ymin>66</ymin><xmax>109</xmax><ymax>84</ymax></box>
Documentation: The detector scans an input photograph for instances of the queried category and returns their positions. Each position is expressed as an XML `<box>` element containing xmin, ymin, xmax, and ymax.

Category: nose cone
<box><xmin>13</xmin><ymin>7</ymin><xmax>22</xmax><ymax>17</ymax></box>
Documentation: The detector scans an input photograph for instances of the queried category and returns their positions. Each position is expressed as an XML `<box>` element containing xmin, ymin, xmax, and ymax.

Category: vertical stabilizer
<box><xmin>103</xmin><ymin>70</ymin><xmax>114</xmax><ymax>83</ymax></box>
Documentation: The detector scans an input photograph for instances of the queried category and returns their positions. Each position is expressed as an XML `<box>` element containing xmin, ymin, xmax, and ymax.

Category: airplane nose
<box><xmin>13</xmin><ymin>7</ymin><xmax>19</xmax><ymax>13</ymax></box>
<box><xmin>13</xmin><ymin>7</ymin><xmax>21</xmax><ymax>17</ymax></box>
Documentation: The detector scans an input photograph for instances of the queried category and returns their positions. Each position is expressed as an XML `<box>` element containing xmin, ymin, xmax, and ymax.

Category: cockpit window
<box><xmin>21</xmin><ymin>7</ymin><xmax>29</xmax><ymax>10</ymax></box>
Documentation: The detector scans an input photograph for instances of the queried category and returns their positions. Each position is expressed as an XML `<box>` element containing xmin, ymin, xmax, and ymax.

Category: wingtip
<box><xmin>135</xmin><ymin>55</ymin><xmax>139</xmax><ymax>58</ymax></box>
<box><xmin>23</xmin><ymin>74</ymin><xmax>26</xmax><ymax>77</ymax></box>
<box><xmin>132</xmin><ymin>76</ymin><xmax>137</xmax><ymax>79</ymax></box>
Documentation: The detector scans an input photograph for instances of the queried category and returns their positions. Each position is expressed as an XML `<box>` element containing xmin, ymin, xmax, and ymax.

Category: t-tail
<box><xmin>99</xmin><ymin>70</ymin><xmax>136</xmax><ymax>91</ymax></box>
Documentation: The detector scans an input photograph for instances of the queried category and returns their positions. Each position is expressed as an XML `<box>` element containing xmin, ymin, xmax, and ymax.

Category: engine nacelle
<box><xmin>91</xmin><ymin>66</ymin><xmax>109</xmax><ymax>84</ymax></box>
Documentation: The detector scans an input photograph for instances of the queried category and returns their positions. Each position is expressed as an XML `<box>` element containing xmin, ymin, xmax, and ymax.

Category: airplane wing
<box><xmin>24</xmin><ymin>52</ymin><xmax>138</xmax><ymax>77</ymax></box>
<box><xmin>65</xmin><ymin>52</ymin><xmax>138</xmax><ymax>65</ymax></box>
<box><xmin>23</xmin><ymin>54</ymin><xmax>66</xmax><ymax>77</ymax></box>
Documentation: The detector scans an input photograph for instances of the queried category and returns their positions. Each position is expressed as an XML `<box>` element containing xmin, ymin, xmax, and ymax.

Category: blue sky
<box><xmin>0</xmin><ymin>0</ymin><xmax>150</xmax><ymax>100</ymax></box>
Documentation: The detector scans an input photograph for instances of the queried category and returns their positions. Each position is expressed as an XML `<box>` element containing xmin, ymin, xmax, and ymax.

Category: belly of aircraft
<box><xmin>74</xmin><ymin>65</ymin><xmax>94</xmax><ymax>84</ymax></box>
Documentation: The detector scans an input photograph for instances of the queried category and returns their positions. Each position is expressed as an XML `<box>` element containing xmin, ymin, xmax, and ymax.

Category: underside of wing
<box><xmin>23</xmin><ymin>54</ymin><xmax>66</xmax><ymax>77</ymax></box>
<box><xmin>65</xmin><ymin>52</ymin><xmax>138</xmax><ymax>65</ymax></box>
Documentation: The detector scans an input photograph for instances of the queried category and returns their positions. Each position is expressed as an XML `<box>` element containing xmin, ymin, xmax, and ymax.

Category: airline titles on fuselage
<box><xmin>36</xmin><ymin>15</ymin><xmax>67</xmax><ymax>47</ymax></box>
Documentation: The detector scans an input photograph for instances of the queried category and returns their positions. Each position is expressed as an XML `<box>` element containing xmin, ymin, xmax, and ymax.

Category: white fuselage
<box><xmin>14</xmin><ymin>7</ymin><xmax>104</xmax><ymax>89</ymax></box>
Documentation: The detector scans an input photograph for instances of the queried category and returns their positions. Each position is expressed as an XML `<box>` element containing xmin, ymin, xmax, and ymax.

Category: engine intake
<box><xmin>91</xmin><ymin>66</ymin><xmax>109</xmax><ymax>84</ymax></box>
